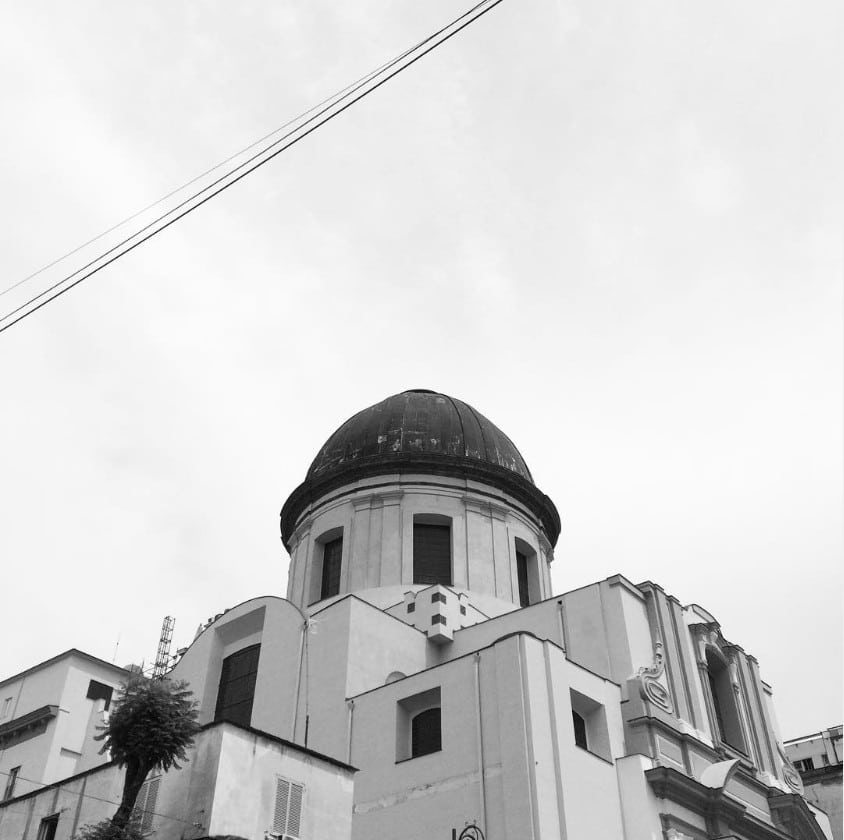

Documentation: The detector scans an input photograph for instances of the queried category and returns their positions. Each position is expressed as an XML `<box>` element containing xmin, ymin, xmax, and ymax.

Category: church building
<box><xmin>0</xmin><ymin>390</ymin><xmax>833</xmax><ymax>840</ymax></box>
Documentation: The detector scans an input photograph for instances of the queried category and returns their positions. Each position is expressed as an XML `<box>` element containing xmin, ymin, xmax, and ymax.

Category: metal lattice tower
<box><xmin>152</xmin><ymin>615</ymin><xmax>175</xmax><ymax>679</ymax></box>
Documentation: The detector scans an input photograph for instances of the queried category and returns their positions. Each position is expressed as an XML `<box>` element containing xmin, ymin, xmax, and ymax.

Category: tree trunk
<box><xmin>112</xmin><ymin>760</ymin><xmax>149</xmax><ymax>829</ymax></box>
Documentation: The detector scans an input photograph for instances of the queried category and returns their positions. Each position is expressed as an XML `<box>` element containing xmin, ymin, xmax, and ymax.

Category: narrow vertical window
<box><xmin>572</xmin><ymin>710</ymin><xmax>588</xmax><ymax>749</ymax></box>
<box><xmin>215</xmin><ymin>643</ymin><xmax>261</xmax><ymax>727</ymax></box>
<box><xmin>36</xmin><ymin>815</ymin><xmax>59</xmax><ymax>840</ymax></box>
<box><xmin>320</xmin><ymin>536</ymin><xmax>343</xmax><ymax>600</ymax></box>
<box><xmin>413</xmin><ymin>517</ymin><xmax>452</xmax><ymax>585</ymax></box>
<box><xmin>3</xmin><ymin>766</ymin><xmax>20</xmax><ymax>801</ymax></box>
<box><xmin>705</xmin><ymin>649</ymin><xmax>746</xmax><ymax>753</ymax></box>
<box><xmin>516</xmin><ymin>550</ymin><xmax>530</xmax><ymax>607</ymax></box>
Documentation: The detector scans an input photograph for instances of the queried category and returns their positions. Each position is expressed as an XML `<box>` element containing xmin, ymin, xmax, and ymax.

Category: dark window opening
<box><xmin>407</xmin><ymin>602</ymin><xmax>416</xmax><ymax>613</ymax></box>
<box><xmin>516</xmin><ymin>550</ymin><xmax>530</xmax><ymax>608</ymax></box>
<box><xmin>795</xmin><ymin>757</ymin><xmax>815</xmax><ymax>772</ymax></box>
<box><xmin>705</xmin><ymin>649</ymin><xmax>746</xmax><ymax>752</ymax></box>
<box><xmin>215</xmin><ymin>644</ymin><xmax>261</xmax><ymax>727</ymax></box>
<box><xmin>320</xmin><ymin>537</ymin><xmax>343</xmax><ymax>600</ymax></box>
<box><xmin>3</xmin><ymin>766</ymin><xmax>20</xmax><ymax>801</ymax></box>
<box><xmin>411</xmin><ymin>707</ymin><xmax>441</xmax><ymax>758</ymax></box>
<box><xmin>413</xmin><ymin>522</ymin><xmax>451</xmax><ymax>585</ymax></box>
<box><xmin>431</xmin><ymin>592</ymin><xmax>446</xmax><ymax>604</ymax></box>
<box><xmin>86</xmin><ymin>680</ymin><xmax>114</xmax><ymax>710</ymax></box>
<box><xmin>37</xmin><ymin>815</ymin><xmax>59</xmax><ymax>840</ymax></box>
<box><xmin>572</xmin><ymin>710</ymin><xmax>588</xmax><ymax>750</ymax></box>
<box><xmin>431</xmin><ymin>614</ymin><xmax>447</xmax><ymax>626</ymax></box>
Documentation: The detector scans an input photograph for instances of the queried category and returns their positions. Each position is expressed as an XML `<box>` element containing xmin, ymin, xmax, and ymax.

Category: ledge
<box><xmin>0</xmin><ymin>704</ymin><xmax>59</xmax><ymax>748</ymax></box>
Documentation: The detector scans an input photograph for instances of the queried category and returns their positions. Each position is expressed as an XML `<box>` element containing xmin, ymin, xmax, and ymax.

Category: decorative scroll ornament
<box><xmin>776</xmin><ymin>741</ymin><xmax>804</xmax><ymax>794</ymax></box>
<box><xmin>636</xmin><ymin>637</ymin><xmax>674</xmax><ymax>714</ymax></box>
<box><xmin>456</xmin><ymin>825</ymin><xmax>485</xmax><ymax>840</ymax></box>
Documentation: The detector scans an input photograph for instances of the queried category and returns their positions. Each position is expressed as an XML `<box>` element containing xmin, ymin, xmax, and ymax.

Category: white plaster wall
<box><xmin>208</xmin><ymin>726</ymin><xmax>354</xmax><ymax>840</ymax></box>
<box><xmin>169</xmin><ymin>596</ymin><xmax>304</xmax><ymax>738</ymax></box>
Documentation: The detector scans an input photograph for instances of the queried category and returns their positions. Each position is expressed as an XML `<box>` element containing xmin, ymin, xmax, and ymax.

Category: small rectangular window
<box><xmin>0</xmin><ymin>697</ymin><xmax>12</xmax><ymax>719</ymax></box>
<box><xmin>431</xmin><ymin>614</ymin><xmax>447</xmax><ymax>626</ymax></box>
<box><xmin>86</xmin><ymin>680</ymin><xmax>114</xmax><ymax>710</ymax></box>
<box><xmin>3</xmin><ymin>766</ymin><xmax>20</xmax><ymax>801</ymax></box>
<box><xmin>396</xmin><ymin>687</ymin><xmax>442</xmax><ymax>762</ymax></box>
<box><xmin>406</xmin><ymin>602</ymin><xmax>416</xmax><ymax>613</ymax></box>
<box><xmin>431</xmin><ymin>592</ymin><xmax>447</xmax><ymax>604</ymax></box>
<box><xmin>36</xmin><ymin>815</ymin><xmax>59</xmax><ymax>840</ymax></box>
<box><xmin>273</xmin><ymin>777</ymin><xmax>304</xmax><ymax>838</ymax></box>
<box><xmin>320</xmin><ymin>536</ymin><xmax>343</xmax><ymax>600</ymax></box>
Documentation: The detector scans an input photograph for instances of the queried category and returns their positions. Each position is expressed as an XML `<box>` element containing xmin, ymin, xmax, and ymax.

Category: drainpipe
<box><xmin>473</xmin><ymin>652</ymin><xmax>487</xmax><ymax>830</ymax></box>
<box><xmin>347</xmin><ymin>699</ymin><xmax>355</xmax><ymax>765</ymax></box>
<box><xmin>292</xmin><ymin>620</ymin><xmax>307</xmax><ymax>741</ymax></box>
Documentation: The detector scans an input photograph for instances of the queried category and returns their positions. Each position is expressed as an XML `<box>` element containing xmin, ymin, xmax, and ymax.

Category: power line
<box><xmin>0</xmin><ymin>0</ymin><xmax>504</xmax><ymax>336</ymax></box>
<box><xmin>0</xmin><ymin>767</ymin><xmax>194</xmax><ymax>828</ymax></box>
<box><xmin>0</xmin><ymin>28</ymin><xmax>439</xmax><ymax>302</ymax></box>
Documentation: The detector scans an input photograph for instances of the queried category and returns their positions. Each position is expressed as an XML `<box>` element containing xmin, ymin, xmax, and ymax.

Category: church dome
<box><xmin>281</xmin><ymin>389</ymin><xmax>560</xmax><ymax>547</ymax></box>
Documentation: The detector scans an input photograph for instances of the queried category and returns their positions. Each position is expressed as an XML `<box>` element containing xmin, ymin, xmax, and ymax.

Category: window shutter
<box><xmin>272</xmin><ymin>777</ymin><xmax>304</xmax><ymax>838</ymax></box>
<box><xmin>133</xmin><ymin>776</ymin><xmax>160</xmax><ymax>833</ymax></box>
<box><xmin>273</xmin><ymin>779</ymin><xmax>290</xmax><ymax>834</ymax></box>
<box><xmin>287</xmin><ymin>783</ymin><xmax>303</xmax><ymax>837</ymax></box>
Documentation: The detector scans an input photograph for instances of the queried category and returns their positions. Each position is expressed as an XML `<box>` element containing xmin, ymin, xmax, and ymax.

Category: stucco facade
<box><xmin>0</xmin><ymin>389</ymin><xmax>835</xmax><ymax>840</ymax></box>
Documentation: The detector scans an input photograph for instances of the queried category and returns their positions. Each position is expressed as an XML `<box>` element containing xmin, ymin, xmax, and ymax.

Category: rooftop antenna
<box><xmin>152</xmin><ymin>616</ymin><xmax>175</xmax><ymax>679</ymax></box>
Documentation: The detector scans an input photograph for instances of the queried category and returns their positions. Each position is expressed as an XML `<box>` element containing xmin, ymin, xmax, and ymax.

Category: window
<box><xmin>86</xmin><ymin>680</ymin><xmax>114</xmax><ymax>710</ymax></box>
<box><xmin>413</xmin><ymin>516</ymin><xmax>452</xmax><ymax>585</ymax></box>
<box><xmin>572</xmin><ymin>710</ymin><xmax>588</xmax><ymax>750</ymax></box>
<box><xmin>215</xmin><ymin>643</ymin><xmax>261</xmax><ymax>727</ymax></box>
<box><xmin>705</xmin><ymin>649</ymin><xmax>746</xmax><ymax>752</ymax></box>
<box><xmin>36</xmin><ymin>815</ymin><xmax>59</xmax><ymax>840</ymax></box>
<box><xmin>310</xmin><ymin>528</ymin><xmax>343</xmax><ymax>603</ymax></box>
<box><xmin>514</xmin><ymin>538</ymin><xmax>539</xmax><ymax>607</ymax></box>
<box><xmin>0</xmin><ymin>697</ymin><xmax>12</xmax><ymax>719</ymax></box>
<box><xmin>411</xmin><ymin>707</ymin><xmax>442</xmax><ymax>758</ymax></box>
<box><xmin>569</xmin><ymin>689</ymin><xmax>611</xmax><ymax>760</ymax></box>
<box><xmin>3</xmin><ymin>766</ymin><xmax>20</xmax><ymax>801</ymax></box>
<box><xmin>132</xmin><ymin>776</ymin><xmax>160</xmax><ymax>833</ymax></box>
<box><xmin>516</xmin><ymin>550</ymin><xmax>530</xmax><ymax>608</ymax></box>
<box><xmin>396</xmin><ymin>686</ymin><xmax>441</xmax><ymax>761</ymax></box>
<box><xmin>794</xmin><ymin>757</ymin><xmax>815</xmax><ymax>772</ymax></box>
<box><xmin>272</xmin><ymin>776</ymin><xmax>304</xmax><ymax>839</ymax></box>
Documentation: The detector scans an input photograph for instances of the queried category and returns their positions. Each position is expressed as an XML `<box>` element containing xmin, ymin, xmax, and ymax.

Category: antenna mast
<box><xmin>152</xmin><ymin>615</ymin><xmax>175</xmax><ymax>679</ymax></box>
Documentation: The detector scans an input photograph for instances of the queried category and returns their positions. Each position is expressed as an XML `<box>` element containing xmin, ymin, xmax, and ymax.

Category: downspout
<box><xmin>292</xmin><ymin>619</ymin><xmax>307</xmax><ymax>741</ymax></box>
<box><xmin>473</xmin><ymin>652</ymin><xmax>487</xmax><ymax>830</ymax></box>
<box><xmin>347</xmin><ymin>699</ymin><xmax>356</xmax><ymax>765</ymax></box>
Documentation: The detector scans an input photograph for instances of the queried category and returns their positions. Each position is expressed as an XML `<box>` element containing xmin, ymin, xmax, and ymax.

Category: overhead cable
<box><xmin>0</xmin><ymin>0</ymin><xmax>504</xmax><ymax>336</ymax></box>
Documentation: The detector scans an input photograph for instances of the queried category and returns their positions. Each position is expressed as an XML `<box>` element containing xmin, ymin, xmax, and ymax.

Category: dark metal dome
<box><xmin>307</xmin><ymin>389</ymin><xmax>533</xmax><ymax>482</ymax></box>
<box><xmin>280</xmin><ymin>390</ymin><xmax>560</xmax><ymax>547</ymax></box>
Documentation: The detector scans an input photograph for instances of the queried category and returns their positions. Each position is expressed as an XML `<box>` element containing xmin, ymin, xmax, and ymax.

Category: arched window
<box><xmin>705</xmin><ymin>648</ymin><xmax>746</xmax><ymax>752</ymax></box>
<box><xmin>413</xmin><ymin>515</ymin><xmax>452</xmax><ymax>586</ymax></box>
<box><xmin>411</xmin><ymin>707</ymin><xmax>442</xmax><ymax>758</ymax></box>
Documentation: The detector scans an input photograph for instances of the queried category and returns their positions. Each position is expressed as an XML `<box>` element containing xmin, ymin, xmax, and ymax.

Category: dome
<box><xmin>307</xmin><ymin>389</ymin><xmax>533</xmax><ymax>483</ymax></box>
<box><xmin>281</xmin><ymin>389</ymin><xmax>560</xmax><ymax>547</ymax></box>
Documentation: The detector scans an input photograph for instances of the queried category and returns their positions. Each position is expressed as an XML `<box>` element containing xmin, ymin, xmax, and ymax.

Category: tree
<box><xmin>96</xmin><ymin>676</ymin><xmax>200</xmax><ymax>829</ymax></box>
<box><xmin>74</xmin><ymin>816</ymin><xmax>145</xmax><ymax>840</ymax></box>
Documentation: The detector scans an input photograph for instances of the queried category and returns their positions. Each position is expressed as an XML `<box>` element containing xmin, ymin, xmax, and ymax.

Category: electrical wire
<box><xmin>0</xmin><ymin>21</ymin><xmax>448</xmax><ymax>302</ymax></box>
<box><xmin>0</xmin><ymin>0</ymin><xmax>504</xmax><ymax>336</ymax></box>
<box><xmin>0</xmin><ymin>767</ymin><xmax>194</xmax><ymax>828</ymax></box>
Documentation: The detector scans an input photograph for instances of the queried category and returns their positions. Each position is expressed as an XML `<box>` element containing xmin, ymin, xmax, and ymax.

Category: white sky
<box><xmin>1</xmin><ymin>1</ymin><xmax>841</xmax><ymax>739</ymax></box>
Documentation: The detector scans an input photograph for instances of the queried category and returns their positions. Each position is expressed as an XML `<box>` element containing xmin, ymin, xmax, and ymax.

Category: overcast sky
<box><xmin>1</xmin><ymin>1</ymin><xmax>840</xmax><ymax>739</ymax></box>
